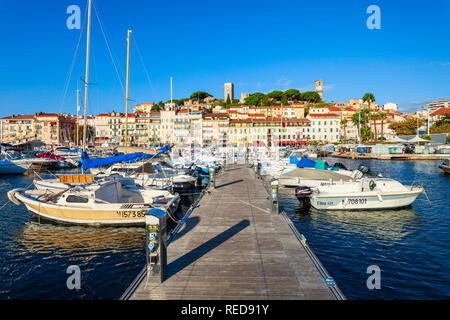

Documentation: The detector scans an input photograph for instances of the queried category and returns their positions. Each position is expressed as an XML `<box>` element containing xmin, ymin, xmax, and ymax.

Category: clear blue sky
<box><xmin>0</xmin><ymin>0</ymin><xmax>449</xmax><ymax>117</ymax></box>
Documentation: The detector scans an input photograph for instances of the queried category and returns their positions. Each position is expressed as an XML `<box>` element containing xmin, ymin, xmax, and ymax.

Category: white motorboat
<box><xmin>278</xmin><ymin>167</ymin><xmax>361</xmax><ymax>188</ymax></box>
<box><xmin>8</xmin><ymin>178</ymin><xmax>180</xmax><ymax>226</ymax></box>
<box><xmin>439</xmin><ymin>159</ymin><xmax>450</xmax><ymax>174</ymax></box>
<box><xmin>0</xmin><ymin>151</ymin><xmax>32</xmax><ymax>174</ymax></box>
<box><xmin>296</xmin><ymin>178</ymin><xmax>424</xmax><ymax>210</ymax></box>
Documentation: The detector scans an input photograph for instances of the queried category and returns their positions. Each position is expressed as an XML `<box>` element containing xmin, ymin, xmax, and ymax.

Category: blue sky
<box><xmin>0</xmin><ymin>0</ymin><xmax>449</xmax><ymax>117</ymax></box>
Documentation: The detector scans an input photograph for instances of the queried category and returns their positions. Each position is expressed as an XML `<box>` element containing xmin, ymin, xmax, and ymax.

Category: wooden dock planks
<box><xmin>128</xmin><ymin>164</ymin><xmax>339</xmax><ymax>300</ymax></box>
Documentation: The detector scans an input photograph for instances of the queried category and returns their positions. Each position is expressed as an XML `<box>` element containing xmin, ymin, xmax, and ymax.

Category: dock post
<box><xmin>271</xmin><ymin>180</ymin><xmax>279</xmax><ymax>214</ymax></box>
<box><xmin>144</xmin><ymin>209</ymin><xmax>168</xmax><ymax>283</ymax></box>
<box><xmin>210</xmin><ymin>167</ymin><xmax>216</xmax><ymax>189</ymax></box>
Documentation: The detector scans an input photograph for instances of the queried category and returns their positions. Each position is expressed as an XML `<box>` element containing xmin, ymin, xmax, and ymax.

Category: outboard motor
<box><xmin>295</xmin><ymin>186</ymin><xmax>313</xmax><ymax>210</ymax></box>
<box><xmin>333</xmin><ymin>162</ymin><xmax>348</xmax><ymax>170</ymax></box>
<box><xmin>358</xmin><ymin>165</ymin><xmax>372</xmax><ymax>175</ymax></box>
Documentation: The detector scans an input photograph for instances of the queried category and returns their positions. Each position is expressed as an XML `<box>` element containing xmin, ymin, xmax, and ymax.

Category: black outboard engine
<box><xmin>358</xmin><ymin>165</ymin><xmax>372</xmax><ymax>175</ymax></box>
<box><xmin>295</xmin><ymin>186</ymin><xmax>313</xmax><ymax>209</ymax></box>
<box><xmin>333</xmin><ymin>162</ymin><xmax>348</xmax><ymax>170</ymax></box>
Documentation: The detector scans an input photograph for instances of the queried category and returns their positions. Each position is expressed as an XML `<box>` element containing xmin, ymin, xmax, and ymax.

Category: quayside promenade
<box><xmin>124</xmin><ymin>164</ymin><xmax>344</xmax><ymax>300</ymax></box>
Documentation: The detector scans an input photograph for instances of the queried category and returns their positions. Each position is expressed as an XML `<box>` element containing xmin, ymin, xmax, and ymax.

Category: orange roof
<box><xmin>1</xmin><ymin>114</ymin><xmax>35</xmax><ymax>120</ymax></box>
<box><xmin>36</xmin><ymin>113</ymin><xmax>59</xmax><ymax>118</ymax></box>
<box><xmin>328</xmin><ymin>106</ymin><xmax>342</xmax><ymax>111</ymax></box>
<box><xmin>430</xmin><ymin>107</ymin><xmax>450</xmax><ymax>116</ymax></box>
<box><xmin>250</xmin><ymin>113</ymin><xmax>265</xmax><ymax>117</ymax></box>
<box><xmin>308</xmin><ymin>113</ymin><xmax>339</xmax><ymax>117</ymax></box>
<box><xmin>229</xmin><ymin>119</ymin><xmax>252</xmax><ymax>123</ymax></box>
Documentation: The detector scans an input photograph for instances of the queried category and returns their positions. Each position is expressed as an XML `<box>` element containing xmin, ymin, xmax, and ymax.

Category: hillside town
<box><xmin>1</xmin><ymin>81</ymin><xmax>449</xmax><ymax>148</ymax></box>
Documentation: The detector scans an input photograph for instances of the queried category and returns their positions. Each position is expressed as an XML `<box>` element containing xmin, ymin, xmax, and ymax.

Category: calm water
<box><xmin>1</xmin><ymin>160</ymin><xmax>449</xmax><ymax>300</ymax></box>
<box><xmin>0</xmin><ymin>173</ymin><xmax>201</xmax><ymax>300</ymax></box>
<box><xmin>279</xmin><ymin>157</ymin><xmax>450</xmax><ymax>300</ymax></box>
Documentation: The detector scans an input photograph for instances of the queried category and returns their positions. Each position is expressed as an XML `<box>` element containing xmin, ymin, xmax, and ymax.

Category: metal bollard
<box><xmin>209</xmin><ymin>167</ymin><xmax>216</xmax><ymax>189</ymax></box>
<box><xmin>271</xmin><ymin>180</ymin><xmax>279</xmax><ymax>214</ymax></box>
<box><xmin>145</xmin><ymin>208</ymin><xmax>168</xmax><ymax>283</ymax></box>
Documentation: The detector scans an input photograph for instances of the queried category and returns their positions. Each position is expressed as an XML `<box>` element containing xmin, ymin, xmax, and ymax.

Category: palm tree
<box><xmin>352</xmin><ymin>112</ymin><xmax>361</xmax><ymax>142</ymax></box>
<box><xmin>362</xmin><ymin>93</ymin><xmax>375</xmax><ymax>140</ymax></box>
<box><xmin>371</xmin><ymin>112</ymin><xmax>379</xmax><ymax>141</ymax></box>
<box><xmin>340</xmin><ymin>118</ymin><xmax>348</xmax><ymax>141</ymax></box>
<box><xmin>379</xmin><ymin>112</ymin><xmax>387</xmax><ymax>140</ymax></box>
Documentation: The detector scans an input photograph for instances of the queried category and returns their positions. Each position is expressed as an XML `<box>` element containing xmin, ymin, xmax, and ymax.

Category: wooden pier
<box><xmin>123</xmin><ymin>164</ymin><xmax>344</xmax><ymax>300</ymax></box>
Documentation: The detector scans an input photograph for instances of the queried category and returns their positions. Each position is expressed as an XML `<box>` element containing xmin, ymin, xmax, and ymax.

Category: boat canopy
<box><xmin>82</xmin><ymin>152</ymin><xmax>153</xmax><ymax>170</ymax></box>
<box><xmin>37</xmin><ymin>153</ymin><xmax>66</xmax><ymax>161</ymax></box>
<box><xmin>81</xmin><ymin>146</ymin><xmax>172</xmax><ymax>170</ymax></box>
<box><xmin>58</xmin><ymin>148</ymin><xmax>79</xmax><ymax>154</ymax></box>
<box><xmin>297</xmin><ymin>157</ymin><xmax>317</xmax><ymax>168</ymax></box>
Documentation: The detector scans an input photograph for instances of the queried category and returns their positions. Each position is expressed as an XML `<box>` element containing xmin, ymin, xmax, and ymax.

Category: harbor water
<box><xmin>280</xmin><ymin>157</ymin><xmax>450</xmax><ymax>300</ymax></box>
<box><xmin>0</xmin><ymin>172</ymin><xmax>201</xmax><ymax>300</ymax></box>
<box><xmin>0</xmin><ymin>159</ymin><xmax>449</xmax><ymax>299</ymax></box>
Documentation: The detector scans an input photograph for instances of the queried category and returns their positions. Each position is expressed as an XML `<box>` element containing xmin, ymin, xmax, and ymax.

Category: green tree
<box><xmin>267</xmin><ymin>90</ymin><xmax>284</xmax><ymax>100</ymax></box>
<box><xmin>352</xmin><ymin>108</ymin><xmax>371</xmax><ymax>142</ymax></box>
<box><xmin>430</xmin><ymin>114</ymin><xmax>450</xmax><ymax>133</ymax></box>
<box><xmin>300</xmin><ymin>91</ymin><xmax>321</xmax><ymax>103</ymax></box>
<box><xmin>225</xmin><ymin>96</ymin><xmax>231</xmax><ymax>105</ymax></box>
<box><xmin>281</xmin><ymin>94</ymin><xmax>288</xmax><ymax>106</ymax></box>
<box><xmin>340</xmin><ymin>118</ymin><xmax>348</xmax><ymax>140</ymax></box>
<box><xmin>371</xmin><ymin>112</ymin><xmax>379</xmax><ymax>141</ymax></box>
<box><xmin>260</xmin><ymin>95</ymin><xmax>273</xmax><ymax>107</ymax></box>
<box><xmin>379</xmin><ymin>112</ymin><xmax>387</xmax><ymax>140</ymax></box>
<box><xmin>284</xmin><ymin>89</ymin><xmax>301</xmax><ymax>101</ymax></box>
<box><xmin>389</xmin><ymin>118</ymin><xmax>425</xmax><ymax>136</ymax></box>
<box><xmin>151</xmin><ymin>104</ymin><xmax>161</xmax><ymax>112</ymax></box>
<box><xmin>362</xmin><ymin>93</ymin><xmax>375</xmax><ymax>140</ymax></box>
<box><xmin>190</xmin><ymin>91</ymin><xmax>212</xmax><ymax>101</ymax></box>
<box><xmin>244</xmin><ymin>92</ymin><xmax>265</xmax><ymax>106</ymax></box>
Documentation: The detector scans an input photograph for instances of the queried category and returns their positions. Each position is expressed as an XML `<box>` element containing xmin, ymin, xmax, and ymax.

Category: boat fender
<box><xmin>369</xmin><ymin>180</ymin><xmax>376</xmax><ymax>191</ymax></box>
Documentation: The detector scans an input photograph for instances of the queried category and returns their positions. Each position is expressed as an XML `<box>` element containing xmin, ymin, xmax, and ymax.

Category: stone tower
<box><xmin>315</xmin><ymin>79</ymin><xmax>323</xmax><ymax>101</ymax></box>
<box><xmin>224</xmin><ymin>83</ymin><xmax>234</xmax><ymax>102</ymax></box>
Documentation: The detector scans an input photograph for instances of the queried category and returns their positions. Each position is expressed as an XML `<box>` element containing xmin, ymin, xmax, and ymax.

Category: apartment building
<box><xmin>1</xmin><ymin>113</ymin><xmax>75</xmax><ymax>146</ymax></box>
<box><xmin>307</xmin><ymin>112</ymin><xmax>341</xmax><ymax>142</ymax></box>
<box><xmin>202</xmin><ymin>113</ymin><xmax>229</xmax><ymax>146</ymax></box>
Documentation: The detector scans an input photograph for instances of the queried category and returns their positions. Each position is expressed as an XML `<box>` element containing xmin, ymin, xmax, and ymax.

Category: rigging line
<box><xmin>132</xmin><ymin>35</ymin><xmax>159</xmax><ymax>103</ymax></box>
<box><xmin>92</xmin><ymin>0</ymin><xmax>126</xmax><ymax>97</ymax></box>
<box><xmin>58</xmin><ymin>4</ymin><xmax>88</xmax><ymax>114</ymax></box>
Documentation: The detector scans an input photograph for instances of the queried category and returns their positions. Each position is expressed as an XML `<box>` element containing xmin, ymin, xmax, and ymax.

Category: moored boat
<box><xmin>438</xmin><ymin>159</ymin><xmax>450</xmax><ymax>174</ymax></box>
<box><xmin>8</xmin><ymin>179</ymin><xmax>180</xmax><ymax>226</ymax></box>
<box><xmin>295</xmin><ymin>178</ymin><xmax>424</xmax><ymax>210</ymax></box>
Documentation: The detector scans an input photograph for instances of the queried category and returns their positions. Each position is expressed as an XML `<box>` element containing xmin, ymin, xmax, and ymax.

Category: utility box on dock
<box><xmin>145</xmin><ymin>209</ymin><xmax>168</xmax><ymax>283</ymax></box>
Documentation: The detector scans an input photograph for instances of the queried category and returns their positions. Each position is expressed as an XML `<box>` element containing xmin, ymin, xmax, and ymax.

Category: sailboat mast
<box><xmin>76</xmin><ymin>88</ymin><xmax>80</xmax><ymax>147</ymax></box>
<box><xmin>124</xmin><ymin>29</ymin><xmax>132</xmax><ymax>147</ymax></box>
<box><xmin>82</xmin><ymin>0</ymin><xmax>92</xmax><ymax>152</ymax></box>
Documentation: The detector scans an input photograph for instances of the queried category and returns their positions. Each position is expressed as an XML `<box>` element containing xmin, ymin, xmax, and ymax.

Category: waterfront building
<box><xmin>427</xmin><ymin>100</ymin><xmax>450</xmax><ymax>114</ymax></box>
<box><xmin>1</xmin><ymin>113</ymin><xmax>75</xmax><ymax>146</ymax></box>
<box><xmin>133</xmin><ymin>102</ymin><xmax>155</xmax><ymax>113</ymax></box>
<box><xmin>202</xmin><ymin>113</ymin><xmax>229</xmax><ymax>146</ymax></box>
<box><xmin>0</xmin><ymin>114</ymin><xmax>36</xmax><ymax>144</ymax></box>
<box><xmin>307</xmin><ymin>112</ymin><xmax>341</xmax><ymax>142</ymax></box>
<box><xmin>383</xmin><ymin>102</ymin><xmax>398</xmax><ymax>112</ymax></box>
<box><xmin>430</xmin><ymin>107</ymin><xmax>450</xmax><ymax>124</ymax></box>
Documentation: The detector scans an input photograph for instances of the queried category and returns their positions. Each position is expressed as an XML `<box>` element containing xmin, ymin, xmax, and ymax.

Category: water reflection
<box><xmin>15</xmin><ymin>221</ymin><xmax>145</xmax><ymax>255</ymax></box>
<box><xmin>281</xmin><ymin>191</ymin><xmax>419</xmax><ymax>242</ymax></box>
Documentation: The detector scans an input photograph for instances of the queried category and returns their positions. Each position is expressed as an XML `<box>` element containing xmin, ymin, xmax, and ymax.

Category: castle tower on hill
<box><xmin>315</xmin><ymin>79</ymin><xmax>323</xmax><ymax>101</ymax></box>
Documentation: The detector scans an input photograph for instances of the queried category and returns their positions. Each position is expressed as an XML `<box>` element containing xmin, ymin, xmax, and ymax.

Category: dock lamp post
<box><xmin>271</xmin><ymin>180</ymin><xmax>279</xmax><ymax>214</ymax></box>
<box><xmin>209</xmin><ymin>167</ymin><xmax>216</xmax><ymax>189</ymax></box>
<box><xmin>145</xmin><ymin>208</ymin><xmax>168</xmax><ymax>284</ymax></box>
